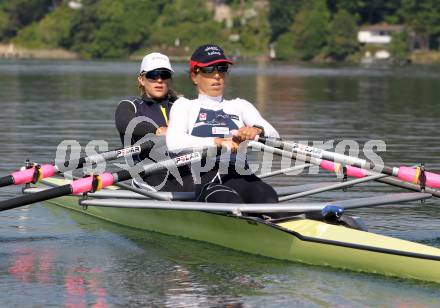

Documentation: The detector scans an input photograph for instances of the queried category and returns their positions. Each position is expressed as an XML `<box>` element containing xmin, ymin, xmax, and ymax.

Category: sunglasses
<box><xmin>197</xmin><ymin>64</ymin><xmax>229</xmax><ymax>74</ymax></box>
<box><xmin>143</xmin><ymin>69</ymin><xmax>172</xmax><ymax>80</ymax></box>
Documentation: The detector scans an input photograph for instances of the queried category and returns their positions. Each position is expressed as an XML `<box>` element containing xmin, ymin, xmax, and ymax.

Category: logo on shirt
<box><xmin>192</xmin><ymin>108</ymin><xmax>240</xmax><ymax>138</ymax></box>
<box><xmin>199</xmin><ymin>113</ymin><xmax>207</xmax><ymax>121</ymax></box>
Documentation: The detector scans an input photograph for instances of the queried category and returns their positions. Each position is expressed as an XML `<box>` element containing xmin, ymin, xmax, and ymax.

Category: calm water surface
<box><xmin>0</xmin><ymin>59</ymin><xmax>439</xmax><ymax>307</ymax></box>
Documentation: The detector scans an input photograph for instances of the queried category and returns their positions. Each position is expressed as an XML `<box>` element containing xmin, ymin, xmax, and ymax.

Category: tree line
<box><xmin>1</xmin><ymin>0</ymin><xmax>439</xmax><ymax>61</ymax></box>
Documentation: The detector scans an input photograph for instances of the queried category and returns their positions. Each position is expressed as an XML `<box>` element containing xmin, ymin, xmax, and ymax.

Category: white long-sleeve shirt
<box><xmin>166</xmin><ymin>94</ymin><xmax>279</xmax><ymax>151</ymax></box>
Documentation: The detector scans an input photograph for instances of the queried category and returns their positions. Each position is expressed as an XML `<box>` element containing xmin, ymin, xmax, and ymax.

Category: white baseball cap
<box><xmin>140</xmin><ymin>52</ymin><xmax>174</xmax><ymax>74</ymax></box>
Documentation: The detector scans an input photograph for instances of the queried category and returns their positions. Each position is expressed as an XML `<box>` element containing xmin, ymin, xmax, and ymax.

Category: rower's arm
<box><xmin>239</xmin><ymin>99</ymin><xmax>280</xmax><ymax>138</ymax></box>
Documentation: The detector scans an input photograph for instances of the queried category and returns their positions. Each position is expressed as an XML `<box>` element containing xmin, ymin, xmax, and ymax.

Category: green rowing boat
<box><xmin>31</xmin><ymin>177</ymin><xmax>440</xmax><ymax>284</ymax></box>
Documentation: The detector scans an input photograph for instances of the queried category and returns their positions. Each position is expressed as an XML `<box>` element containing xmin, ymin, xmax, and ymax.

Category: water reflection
<box><xmin>8</xmin><ymin>246</ymin><xmax>108</xmax><ymax>308</ymax></box>
<box><xmin>43</xmin><ymin>206</ymin><xmax>265</xmax><ymax>306</ymax></box>
<box><xmin>64</xmin><ymin>266</ymin><xmax>107</xmax><ymax>308</ymax></box>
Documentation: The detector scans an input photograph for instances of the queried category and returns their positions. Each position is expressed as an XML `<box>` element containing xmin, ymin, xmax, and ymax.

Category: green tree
<box><xmin>268</xmin><ymin>0</ymin><xmax>303</xmax><ymax>42</ymax></box>
<box><xmin>290</xmin><ymin>0</ymin><xmax>330</xmax><ymax>61</ymax></box>
<box><xmin>399</xmin><ymin>0</ymin><xmax>440</xmax><ymax>50</ymax></box>
<box><xmin>149</xmin><ymin>0</ymin><xmax>225</xmax><ymax>52</ymax></box>
<box><xmin>0</xmin><ymin>10</ymin><xmax>8</xmax><ymax>39</ymax></box>
<box><xmin>274</xmin><ymin>31</ymin><xmax>296</xmax><ymax>60</ymax></box>
<box><xmin>238</xmin><ymin>11</ymin><xmax>271</xmax><ymax>54</ymax></box>
<box><xmin>326</xmin><ymin>9</ymin><xmax>359</xmax><ymax>61</ymax></box>
<box><xmin>389</xmin><ymin>30</ymin><xmax>410</xmax><ymax>62</ymax></box>
<box><xmin>13</xmin><ymin>6</ymin><xmax>75</xmax><ymax>48</ymax></box>
<box><xmin>329</xmin><ymin>0</ymin><xmax>400</xmax><ymax>25</ymax></box>
<box><xmin>0</xmin><ymin>0</ymin><xmax>53</xmax><ymax>41</ymax></box>
<box><xmin>70</xmin><ymin>0</ymin><xmax>166</xmax><ymax>58</ymax></box>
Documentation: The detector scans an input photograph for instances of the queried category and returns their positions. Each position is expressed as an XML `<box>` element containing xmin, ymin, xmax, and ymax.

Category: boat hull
<box><xmin>38</xmin><ymin>179</ymin><xmax>440</xmax><ymax>283</ymax></box>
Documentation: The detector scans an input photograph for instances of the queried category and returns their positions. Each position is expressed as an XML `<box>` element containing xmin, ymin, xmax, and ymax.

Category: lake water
<box><xmin>0</xmin><ymin>59</ymin><xmax>439</xmax><ymax>307</ymax></box>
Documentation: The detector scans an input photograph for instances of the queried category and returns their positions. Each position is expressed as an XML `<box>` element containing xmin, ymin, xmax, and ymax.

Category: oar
<box><xmin>253</xmin><ymin>138</ymin><xmax>440</xmax><ymax>197</ymax></box>
<box><xmin>254</xmin><ymin>141</ymin><xmax>440</xmax><ymax>197</ymax></box>
<box><xmin>0</xmin><ymin>148</ymin><xmax>211</xmax><ymax>212</ymax></box>
<box><xmin>0</xmin><ymin>141</ymin><xmax>154</xmax><ymax>188</ymax></box>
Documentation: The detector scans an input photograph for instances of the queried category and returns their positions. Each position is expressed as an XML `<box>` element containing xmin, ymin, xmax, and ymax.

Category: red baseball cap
<box><xmin>189</xmin><ymin>44</ymin><xmax>234</xmax><ymax>72</ymax></box>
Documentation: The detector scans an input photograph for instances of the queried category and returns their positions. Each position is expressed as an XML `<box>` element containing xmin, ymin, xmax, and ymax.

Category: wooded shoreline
<box><xmin>2</xmin><ymin>44</ymin><xmax>440</xmax><ymax>65</ymax></box>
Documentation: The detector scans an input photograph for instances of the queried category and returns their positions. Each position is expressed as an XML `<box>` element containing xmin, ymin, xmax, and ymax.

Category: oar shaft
<box><xmin>0</xmin><ymin>184</ymin><xmax>72</xmax><ymax>211</ymax></box>
<box><xmin>59</xmin><ymin>141</ymin><xmax>153</xmax><ymax>171</ymax></box>
<box><xmin>257</xmin><ymin>137</ymin><xmax>440</xmax><ymax>189</ymax></box>
<box><xmin>70</xmin><ymin>149</ymin><xmax>207</xmax><ymax>195</ymax></box>
<box><xmin>252</xmin><ymin>140</ymin><xmax>440</xmax><ymax>197</ymax></box>
<box><xmin>0</xmin><ymin>175</ymin><xmax>13</xmax><ymax>188</ymax></box>
<box><xmin>258</xmin><ymin>137</ymin><xmax>393</xmax><ymax>174</ymax></box>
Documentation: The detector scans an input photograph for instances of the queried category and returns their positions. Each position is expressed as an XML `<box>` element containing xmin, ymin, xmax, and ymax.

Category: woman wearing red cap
<box><xmin>166</xmin><ymin>44</ymin><xmax>280</xmax><ymax>203</ymax></box>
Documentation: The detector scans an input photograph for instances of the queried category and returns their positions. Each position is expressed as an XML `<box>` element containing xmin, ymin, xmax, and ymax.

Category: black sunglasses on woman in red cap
<box><xmin>189</xmin><ymin>44</ymin><xmax>234</xmax><ymax>72</ymax></box>
<box><xmin>196</xmin><ymin>64</ymin><xmax>229</xmax><ymax>74</ymax></box>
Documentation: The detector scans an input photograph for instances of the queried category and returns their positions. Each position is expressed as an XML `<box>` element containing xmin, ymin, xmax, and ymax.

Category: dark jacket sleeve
<box><xmin>115</xmin><ymin>99</ymin><xmax>158</xmax><ymax>145</ymax></box>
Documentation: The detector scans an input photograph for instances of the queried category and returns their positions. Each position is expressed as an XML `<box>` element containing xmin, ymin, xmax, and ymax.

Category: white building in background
<box><xmin>357</xmin><ymin>24</ymin><xmax>404</xmax><ymax>61</ymax></box>
<box><xmin>68</xmin><ymin>1</ymin><xmax>83</xmax><ymax>9</ymax></box>
<box><xmin>358</xmin><ymin>24</ymin><xmax>404</xmax><ymax>44</ymax></box>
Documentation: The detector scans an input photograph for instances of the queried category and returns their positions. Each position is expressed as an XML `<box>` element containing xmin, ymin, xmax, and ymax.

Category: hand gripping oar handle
<box><xmin>0</xmin><ymin>141</ymin><xmax>153</xmax><ymax>188</ymax></box>
<box><xmin>0</xmin><ymin>147</ymin><xmax>210</xmax><ymax>212</ymax></box>
<box><xmin>257</xmin><ymin>137</ymin><xmax>440</xmax><ymax>190</ymax></box>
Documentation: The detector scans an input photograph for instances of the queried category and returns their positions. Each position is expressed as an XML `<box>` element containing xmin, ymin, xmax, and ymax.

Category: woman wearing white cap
<box><xmin>166</xmin><ymin>44</ymin><xmax>280</xmax><ymax>203</ymax></box>
<box><xmin>115</xmin><ymin>52</ymin><xmax>186</xmax><ymax>191</ymax></box>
